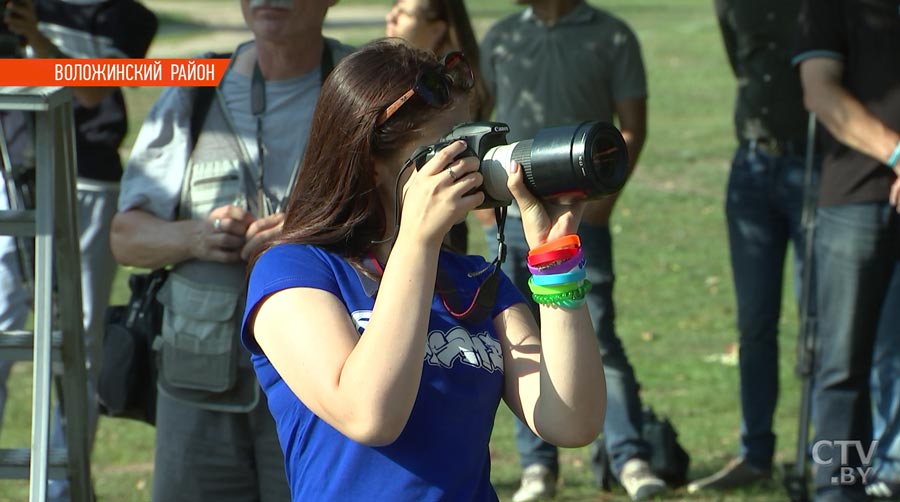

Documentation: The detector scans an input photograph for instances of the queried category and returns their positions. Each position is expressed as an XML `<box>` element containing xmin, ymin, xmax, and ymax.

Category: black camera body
<box><xmin>414</xmin><ymin>121</ymin><xmax>630</xmax><ymax>209</ymax></box>
<box><xmin>414</xmin><ymin>122</ymin><xmax>512</xmax><ymax>207</ymax></box>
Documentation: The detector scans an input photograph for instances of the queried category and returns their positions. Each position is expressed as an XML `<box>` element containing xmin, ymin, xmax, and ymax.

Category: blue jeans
<box><xmin>724</xmin><ymin>146</ymin><xmax>812</xmax><ymax>470</ymax></box>
<box><xmin>490</xmin><ymin>219</ymin><xmax>647</xmax><ymax>477</ymax></box>
<box><xmin>872</xmin><ymin>262</ymin><xmax>900</xmax><ymax>486</ymax></box>
<box><xmin>812</xmin><ymin>202</ymin><xmax>900</xmax><ymax>501</ymax></box>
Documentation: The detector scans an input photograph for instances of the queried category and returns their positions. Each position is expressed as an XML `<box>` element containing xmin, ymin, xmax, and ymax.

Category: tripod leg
<box><xmin>783</xmin><ymin>112</ymin><xmax>819</xmax><ymax>502</ymax></box>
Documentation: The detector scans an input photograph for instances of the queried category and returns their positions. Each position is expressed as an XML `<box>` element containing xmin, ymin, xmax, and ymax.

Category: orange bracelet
<box><xmin>527</xmin><ymin>247</ymin><xmax>580</xmax><ymax>267</ymax></box>
<box><xmin>528</xmin><ymin>234</ymin><xmax>581</xmax><ymax>257</ymax></box>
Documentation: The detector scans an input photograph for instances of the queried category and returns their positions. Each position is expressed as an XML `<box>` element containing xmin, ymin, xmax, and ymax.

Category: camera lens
<box><xmin>478</xmin><ymin>121</ymin><xmax>629</xmax><ymax>206</ymax></box>
<box><xmin>516</xmin><ymin>121</ymin><xmax>629</xmax><ymax>200</ymax></box>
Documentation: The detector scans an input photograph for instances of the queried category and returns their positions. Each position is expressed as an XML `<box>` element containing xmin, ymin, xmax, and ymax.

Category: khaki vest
<box><xmin>156</xmin><ymin>90</ymin><xmax>269</xmax><ymax>412</ymax></box>
<box><xmin>153</xmin><ymin>40</ymin><xmax>349</xmax><ymax>411</ymax></box>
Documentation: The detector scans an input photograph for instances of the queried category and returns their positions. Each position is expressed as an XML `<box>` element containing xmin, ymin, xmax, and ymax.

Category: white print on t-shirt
<box><xmin>426</xmin><ymin>327</ymin><xmax>503</xmax><ymax>373</ymax></box>
<box><xmin>350</xmin><ymin>310</ymin><xmax>371</xmax><ymax>334</ymax></box>
<box><xmin>350</xmin><ymin>310</ymin><xmax>504</xmax><ymax>373</ymax></box>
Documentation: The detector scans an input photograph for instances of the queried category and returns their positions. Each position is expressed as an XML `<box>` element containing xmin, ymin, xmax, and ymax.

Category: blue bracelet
<box><xmin>889</xmin><ymin>140</ymin><xmax>900</xmax><ymax>168</ymax></box>
<box><xmin>530</xmin><ymin>268</ymin><xmax>587</xmax><ymax>286</ymax></box>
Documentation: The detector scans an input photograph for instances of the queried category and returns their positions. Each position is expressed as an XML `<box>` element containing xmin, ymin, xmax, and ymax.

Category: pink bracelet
<box><xmin>527</xmin><ymin>248</ymin><xmax>584</xmax><ymax>275</ymax></box>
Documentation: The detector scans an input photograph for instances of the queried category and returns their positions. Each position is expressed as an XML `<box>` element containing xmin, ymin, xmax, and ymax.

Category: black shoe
<box><xmin>687</xmin><ymin>457</ymin><xmax>771</xmax><ymax>493</ymax></box>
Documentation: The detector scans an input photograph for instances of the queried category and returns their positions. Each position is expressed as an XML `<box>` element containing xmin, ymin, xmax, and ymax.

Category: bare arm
<box><xmin>799</xmin><ymin>57</ymin><xmax>900</xmax><ymax>169</ymax></box>
<box><xmin>616</xmin><ymin>96</ymin><xmax>649</xmax><ymax>172</ymax></box>
<box><xmin>110</xmin><ymin>204</ymin><xmax>256</xmax><ymax>269</ymax></box>
<box><xmin>582</xmin><ymin>96</ymin><xmax>648</xmax><ymax>224</ymax></box>
<box><xmin>497</xmin><ymin>301</ymin><xmax>606</xmax><ymax>447</ymax></box>
<box><xmin>252</xmin><ymin>235</ymin><xmax>440</xmax><ymax>446</ymax></box>
<box><xmin>497</xmin><ymin>158</ymin><xmax>606</xmax><ymax>447</ymax></box>
<box><xmin>4</xmin><ymin>0</ymin><xmax>113</xmax><ymax>107</ymax></box>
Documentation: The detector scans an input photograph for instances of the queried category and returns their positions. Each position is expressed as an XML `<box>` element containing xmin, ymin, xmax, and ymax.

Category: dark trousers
<box><xmin>725</xmin><ymin>145</ymin><xmax>812</xmax><ymax>469</ymax></box>
<box><xmin>153</xmin><ymin>391</ymin><xmax>290</xmax><ymax>502</ymax></box>
<box><xmin>812</xmin><ymin>202</ymin><xmax>900</xmax><ymax>502</ymax></box>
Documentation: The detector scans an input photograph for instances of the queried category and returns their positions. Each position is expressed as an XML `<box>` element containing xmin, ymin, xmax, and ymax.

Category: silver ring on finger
<box><xmin>214</xmin><ymin>218</ymin><xmax>222</xmax><ymax>232</ymax></box>
<box><xmin>447</xmin><ymin>167</ymin><xmax>457</xmax><ymax>182</ymax></box>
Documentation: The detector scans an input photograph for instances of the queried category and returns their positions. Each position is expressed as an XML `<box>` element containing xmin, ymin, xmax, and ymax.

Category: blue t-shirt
<box><xmin>241</xmin><ymin>244</ymin><xmax>526</xmax><ymax>501</ymax></box>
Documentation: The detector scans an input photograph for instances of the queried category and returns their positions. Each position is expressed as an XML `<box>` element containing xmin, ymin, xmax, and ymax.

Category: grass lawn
<box><xmin>1</xmin><ymin>1</ymin><xmax>809</xmax><ymax>500</ymax></box>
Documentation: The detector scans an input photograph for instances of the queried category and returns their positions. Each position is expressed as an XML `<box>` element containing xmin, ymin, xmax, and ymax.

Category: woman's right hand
<box><xmin>398</xmin><ymin>140</ymin><xmax>484</xmax><ymax>245</ymax></box>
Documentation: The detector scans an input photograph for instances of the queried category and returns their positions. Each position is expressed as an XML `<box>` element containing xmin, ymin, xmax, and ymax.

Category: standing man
<box><xmin>794</xmin><ymin>0</ymin><xmax>900</xmax><ymax>500</ymax></box>
<box><xmin>688</xmin><ymin>0</ymin><xmax>817</xmax><ymax>493</ymax></box>
<box><xmin>479</xmin><ymin>1</ymin><xmax>660</xmax><ymax>501</ymax></box>
<box><xmin>0</xmin><ymin>0</ymin><xmax>157</xmax><ymax>499</ymax></box>
<box><xmin>110</xmin><ymin>0</ymin><xmax>352</xmax><ymax>500</ymax></box>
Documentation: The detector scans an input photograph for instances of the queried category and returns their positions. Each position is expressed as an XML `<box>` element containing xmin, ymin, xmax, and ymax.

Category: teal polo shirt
<box><xmin>480</xmin><ymin>1</ymin><xmax>648</xmax><ymax>143</ymax></box>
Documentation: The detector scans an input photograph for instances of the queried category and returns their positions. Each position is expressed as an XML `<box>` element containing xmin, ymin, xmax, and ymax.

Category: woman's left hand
<box><xmin>241</xmin><ymin>212</ymin><xmax>285</xmax><ymax>261</ymax></box>
<box><xmin>507</xmin><ymin>160</ymin><xmax>586</xmax><ymax>249</ymax></box>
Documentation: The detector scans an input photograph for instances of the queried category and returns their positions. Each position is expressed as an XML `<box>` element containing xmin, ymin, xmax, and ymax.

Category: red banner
<box><xmin>0</xmin><ymin>59</ymin><xmax>231</xmax><ymax>86</ymax></box>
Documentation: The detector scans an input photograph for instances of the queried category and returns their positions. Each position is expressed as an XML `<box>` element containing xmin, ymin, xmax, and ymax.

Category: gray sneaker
<box><xmin>687</xmin><ymin>456</ymin><xmax>771</xmax><ymax>493</ymax></box>
<box><xmin>512</xmin><ymin>464</ymin><xmax>557</xmax><ymax>502</ymax></box>
<box><xmin>866</xmin><ymin>478</ymin><xmax>900</xmax><ymax>499</ymax></box>
<box><xmin>619</xmin><ymin>458</ymin><xmax>667</xmax><ymax>501</ymax></box>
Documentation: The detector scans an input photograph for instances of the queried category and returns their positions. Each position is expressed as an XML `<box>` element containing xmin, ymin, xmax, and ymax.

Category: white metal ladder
<box><xmin>0</xmin><ymin>87</ymin><xmax>92</xmax><ymax>502</ymax></box>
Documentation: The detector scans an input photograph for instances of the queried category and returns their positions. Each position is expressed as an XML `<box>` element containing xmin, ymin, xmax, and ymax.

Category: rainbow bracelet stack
<box><xmin>526</xmin><ymin>234</ymin><xmax>591</xmax><ymax>309</ymax></box>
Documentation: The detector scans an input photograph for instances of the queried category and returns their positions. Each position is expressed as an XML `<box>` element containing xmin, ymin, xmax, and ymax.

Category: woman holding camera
<box><xmin>385</xmin><ymin>0</ymin><xmax>491</xmax><ymax>254</ymax></box>
<box><xmin>241</xmin><ymin>39</ymin><xmax>605</xmax><ymax>501</ymax></box>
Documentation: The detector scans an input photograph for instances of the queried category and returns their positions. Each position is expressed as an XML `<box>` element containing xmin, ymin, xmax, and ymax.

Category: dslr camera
<box><xmin>414</xmin><ymin>121</ymin><xmax>630</xmax><ymax>208</ymax></box>
<box><xmin>0</xmin><ymin>0</ymin><xmax>26</xmax><ymax>59</ymax></box>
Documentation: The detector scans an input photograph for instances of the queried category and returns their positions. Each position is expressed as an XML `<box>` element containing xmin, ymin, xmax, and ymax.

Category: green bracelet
<box><xmin>557</xmin><ymin>298</ymin><xmax>587</xmax><ymax>309</ymax></box>
<box><xmin>532</xmin><ymin>280</ymin><xmax>593</xmax><ymax>305</ymax></box>
<box><xmin>527</xmin><ymin>276</ymin><xmax>582</xmax><ymax>295</ymax></box>
<box><xmin>539</xmin><ymin>298</ymin><xmax>585</xmax><ymax>309</ymax></box>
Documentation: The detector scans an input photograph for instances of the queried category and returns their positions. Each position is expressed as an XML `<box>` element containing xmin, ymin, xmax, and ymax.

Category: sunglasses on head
<box><xmin>376</xmin><ymin>52</ymin><xmax>475</xmax><ymax>126</ymax></box>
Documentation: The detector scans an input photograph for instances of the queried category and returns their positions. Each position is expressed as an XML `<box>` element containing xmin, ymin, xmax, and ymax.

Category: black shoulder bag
<box><xmin>591</xmin><ymin>406</ymin><xmax>691</xmax><ymax>489</ymax></box>
<box><xmin>97</xmin><ymin>268</ymin><xmax>168</xmax><ymax>425</ymax></box>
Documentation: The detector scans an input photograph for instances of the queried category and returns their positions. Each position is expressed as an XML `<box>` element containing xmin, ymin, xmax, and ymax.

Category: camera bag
<box><xmin>97</xmin><ymin>268</ymin><xmax>167</xmax><ymax>424</ymax></box>
<box><xmin>591</xmin><ymin>406</ymin><xmax>691</xmax><ymax>490</ymax></box>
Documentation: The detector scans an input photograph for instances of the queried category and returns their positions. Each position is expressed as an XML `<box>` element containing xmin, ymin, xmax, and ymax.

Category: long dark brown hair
<box><xmin>421</xmin><ymin>0</ymin><xmax>492</xmax><ymax>121</ymax></box>
<box><xmin>263</xmin><ymin>39</ymin><xmax>470</xmax><ymax>264</ymax></box>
